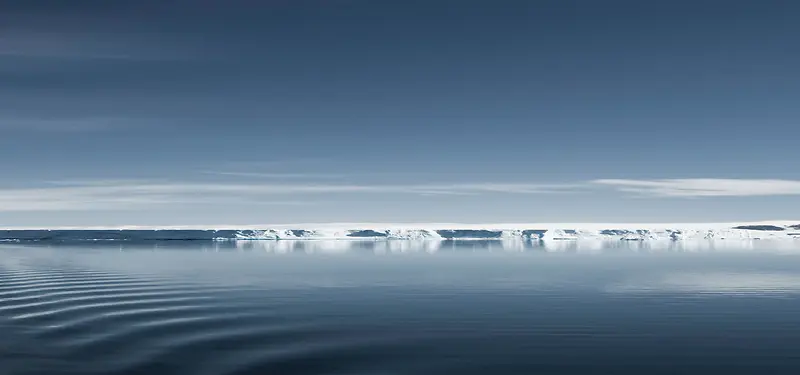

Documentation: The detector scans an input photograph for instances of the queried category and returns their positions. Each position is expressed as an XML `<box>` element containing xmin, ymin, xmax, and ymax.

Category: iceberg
<box><xmin>227</xmin><ymin>222</ymin><xmax>800</xmax><ymax>242</ymax></box>
<box><xmin>1</xmin><ymin>221</ymin><xmax>798</xmax><ymax>243</ymax></box>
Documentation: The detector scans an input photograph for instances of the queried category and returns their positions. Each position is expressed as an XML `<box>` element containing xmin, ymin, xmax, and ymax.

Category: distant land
<box><xmin>1</xmin><ymin>221</ymin><xmax>798</xmax><ymax>242</ymax></box>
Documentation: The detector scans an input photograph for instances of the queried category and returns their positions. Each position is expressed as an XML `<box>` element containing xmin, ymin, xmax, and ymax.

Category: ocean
<box><xmin>3</xmin><ymin>239</ymin><xmax>800</xmax><ymax>374</ymax></box>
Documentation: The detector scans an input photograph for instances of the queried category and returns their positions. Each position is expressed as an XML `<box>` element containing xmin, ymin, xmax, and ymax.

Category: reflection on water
<box><xmin>233</xmin><ymin>238</ymin><xmax>800</xmax><ymax>254</ymax></box>
<box><xmin>4</xmin><ymin>242</ymin><xmax>800</xmax><ymax>374</ymax></box>
<box><xmin>8</xmin><ymin>238</ymin><xmax>800</xmax><ymax>255</ymax></box>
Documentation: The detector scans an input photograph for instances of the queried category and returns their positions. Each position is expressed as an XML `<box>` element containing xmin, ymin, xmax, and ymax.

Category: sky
<box><xmin>1</xmin><ymin>0</ymin><xmax>799</xmax><ymax>227</ymax></box>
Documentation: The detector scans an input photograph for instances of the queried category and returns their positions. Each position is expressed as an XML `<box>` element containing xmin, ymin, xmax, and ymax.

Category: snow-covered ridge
<box><xmin>234</xmin><ymin>229</ymin><xmax>445</xmax><ymax>240</ymax></box>
<box><xmin>4</xmin><ymin>221</ymin><xmax>798</xmax><ymax>231</ymax></box>
<box><xmin>230</xmin><ymin>223</ymin><xmax>800</xmax><ymax>241</ymax></box>
<box><xmin>1</xmin><ymin>222</ymin><xmax>798</xmax><ymax>243</ymax></box>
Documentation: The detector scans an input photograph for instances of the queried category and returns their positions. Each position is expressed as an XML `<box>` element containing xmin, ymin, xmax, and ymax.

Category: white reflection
<box><xmin>235</xmin><ymin>240</ymin><xmax>355</xmax><ymax>254</ymax></box>
<box><xmin>230</xmin><ymin>238</ymin><xmax>800</xmax><ymax>255</ymax></box>
<box><xmin>608</xmin><ymin>272</ymin><xmax>800</xmax><ymax>295</ymax></box>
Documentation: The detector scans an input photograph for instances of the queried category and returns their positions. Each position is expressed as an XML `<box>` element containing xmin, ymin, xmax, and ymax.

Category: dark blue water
<box><xmin>4</xmin><ymin>242</ymin><xmax>800</xmax><ymax>374</ymax></box>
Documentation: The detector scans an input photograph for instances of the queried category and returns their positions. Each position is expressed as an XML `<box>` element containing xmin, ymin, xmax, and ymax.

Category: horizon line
<box><xmin>1</xmin><ymin>220</ymin><xmax>798</xmax><ymax>231</ymax></box>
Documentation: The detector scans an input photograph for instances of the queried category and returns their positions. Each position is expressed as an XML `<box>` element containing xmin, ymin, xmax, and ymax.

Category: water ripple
<box><xmin>0</xmin><ymin>256</ymin><xmax>348</xmax><ymax>375</ymax></box>
<box><xmin>6</xmin><ymin>246</ymin><xmax>800</xmax><ymax>374</ymax></box>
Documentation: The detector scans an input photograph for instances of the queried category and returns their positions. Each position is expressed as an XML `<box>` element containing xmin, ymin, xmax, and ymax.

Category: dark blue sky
<box><xmin>2</xmin><ymin>0</ymin><xmax>799</xmax><ymax>226</ymax></box>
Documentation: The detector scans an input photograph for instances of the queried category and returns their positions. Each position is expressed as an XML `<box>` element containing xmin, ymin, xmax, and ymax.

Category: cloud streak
<box><xmin>0</xmin><ymin>118</ymin><xmax>132</xmax><ymax>132</ymax></box>
<box><xmin>593</xmin><ymin>179</ymin><xmax>800</xmax><ymax>197</ymax></box>
<box><xmin>0</xmin><ymin>31</ymin><xmax>190</xmax><ymax>61</ymax></box>
<box><xmin>0</xmin><ymin>181</ymin><xmax>578</xmax><ymax>212</ymax></box>
<box><xmin>204</xmin><ymin>171</ymin><xmax>346</xmax><ymax>179</ymax></box>
<box><xmin>7</xmin><ymin>178</ymin><xmax>797</xmax><ymax>212</ymax></box>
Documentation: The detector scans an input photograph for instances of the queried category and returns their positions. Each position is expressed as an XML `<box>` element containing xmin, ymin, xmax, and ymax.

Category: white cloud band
<box><xmin>0</xmin><ymin>181</ymin><xmax>577</xmax><ymax>212</ymax></box>
<box><xmin>4</xmin><ymin>178</ymin><xmax>799</xmax><ymax>212</ymax></box>
<box><xmin>593</xmin><ymin>178</ymin><xmax>800</xmax><ymax>197</ymax></box>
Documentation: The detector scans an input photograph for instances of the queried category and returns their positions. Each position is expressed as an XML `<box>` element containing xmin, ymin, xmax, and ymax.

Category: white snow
<box><xmin>222</xmin><ymin>221</ymin><xmax>800</xmax><ymax>241</ymax></box>
<box><xmin>3</xmin><ymin>220</ymin><xmax>798</xmax><ymax>231</ymax></box>
<box><xmin>2</xmin><ymin>221</ymin><xmax>799</xmax><ymax>242</ymax></box>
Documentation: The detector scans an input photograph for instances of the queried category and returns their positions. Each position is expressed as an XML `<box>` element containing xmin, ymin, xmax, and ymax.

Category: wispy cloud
<box><xmin>0</xmin><ymin>32</ymin><xmax>189</xmax><ymax>61</ymax></box>
<box><xmin>0</xmin><ymin>181</ymin><xmax>579</xmax><ymax>212</ymax></box>
<box><xmin>6</xmin><ymin>178</ymin><xmax>798</xmax><ymax>212</ymax></box>
<box><xmin>214</xmin><ymin>158</ymin><xmax>335</xmax><ymax>172</ymax></box>
<box><xmin>0</xmin><ymin>49</ymin><xmax>146</xmax><ymax>61</ymax></box>
<box><xmin>593</xmin><ymin>179</ymin><xmax>800</xmax><ymax>197</ymax></box>
<box><xmin>0</xmin><ymin>118</ymin><xmax>131</xmax><ymax>132</ymax></box>
<box><xmin>204</xmin><ymin>171</ymin><xmax>345</xmax><ymax>179</ymax></box>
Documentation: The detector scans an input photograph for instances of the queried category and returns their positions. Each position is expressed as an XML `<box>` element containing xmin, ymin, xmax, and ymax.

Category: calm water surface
<box><xmin>3</xmin><ymin>241</ymin><xmax>800</xmax><ymax>374</ymax></box>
